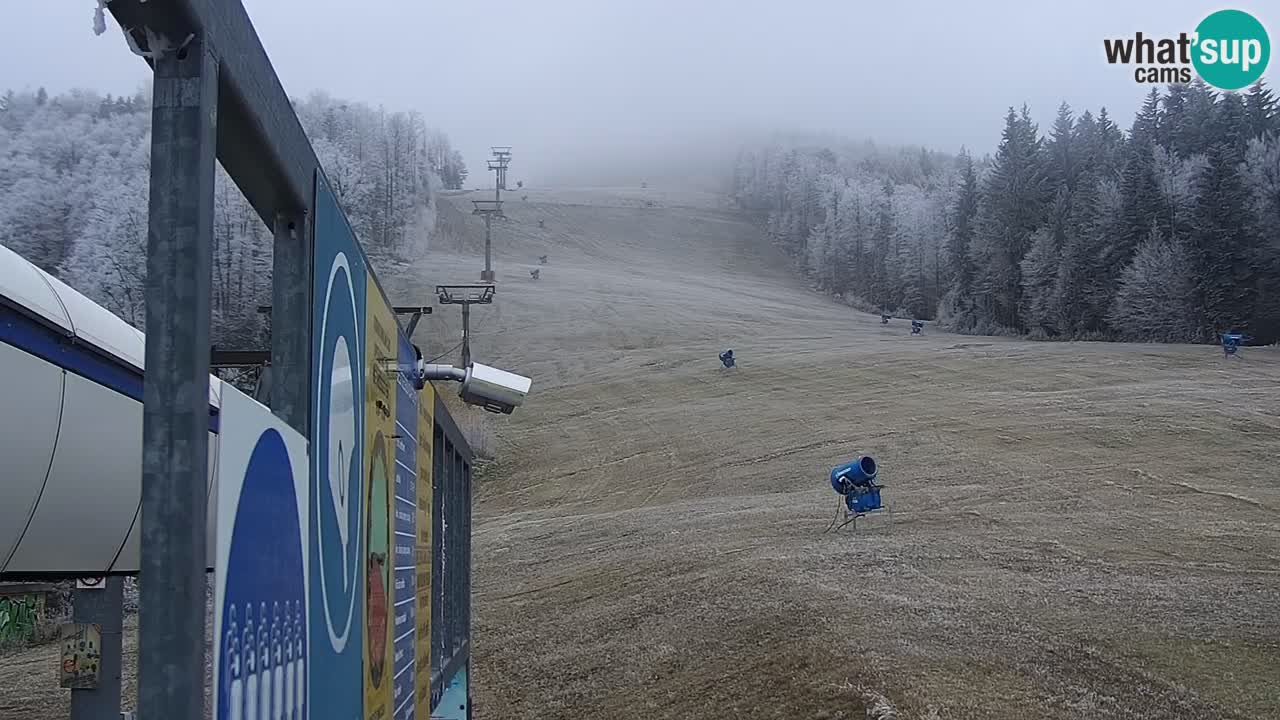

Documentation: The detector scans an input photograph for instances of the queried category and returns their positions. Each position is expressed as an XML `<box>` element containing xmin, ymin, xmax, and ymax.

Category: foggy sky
<box><xmin>2</xmin><ymin>1</ymin><xmax>1276</xmax><ymax>187</ymax></box>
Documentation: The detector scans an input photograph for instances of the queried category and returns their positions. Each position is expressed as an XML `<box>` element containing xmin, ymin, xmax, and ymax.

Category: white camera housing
<box><xmin>405</xmin><ymin>353</ymin><xmax>531</xmax><ymax>415</ymax></box>
<box><xmin>459</xmin><ymin>362</ymin><xmax>532</xmax><ymax>414</ymax></box>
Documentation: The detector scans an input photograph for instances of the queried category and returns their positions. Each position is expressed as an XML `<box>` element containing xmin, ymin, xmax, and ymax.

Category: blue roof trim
<box><xmin>0</xmin><ymin>302</ymin><xmax>220</xmax><ymax>433</ymax></box>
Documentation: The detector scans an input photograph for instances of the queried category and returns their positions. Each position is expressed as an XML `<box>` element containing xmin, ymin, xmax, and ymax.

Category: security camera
<box><xmin>407</xmin><ymin>352</ymin><xmax>532</xmax><ymax>415</ymax></box>
<box><xmin>459</xmin><ymin>362</ymin><xmax>531</xmax><ymax>414</ymax></box>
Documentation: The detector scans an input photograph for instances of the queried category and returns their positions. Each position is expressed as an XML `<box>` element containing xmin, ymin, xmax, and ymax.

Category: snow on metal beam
<box><xmin>105</xmin><ymin>0</ymin><xmax>321</xmax><ymax>226</ymax></box>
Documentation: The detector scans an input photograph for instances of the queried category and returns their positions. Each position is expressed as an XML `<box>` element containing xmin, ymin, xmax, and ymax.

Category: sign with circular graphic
<box><xmin>314</xmin><ymin>250</ymin><xmax>365</xmax><ymax>655</ymax></box>
<box><xmin>212</xmin><ymin>388</ymin><xmax>310</xmax><ymax>720</ymax></box>
<box><xmin>308</xmin><ymin>172</ymin><xmax>368</xmax><ymax>718</ymax></box>
<box><xmin>362</xmin><ymin>284</ymin><xmax>398</xmax><ymax>718</ymax></box>
<box><xmin>365</xmin><ymin>431</ymin><xmax>391</xmax><ymax>691</ymax></box>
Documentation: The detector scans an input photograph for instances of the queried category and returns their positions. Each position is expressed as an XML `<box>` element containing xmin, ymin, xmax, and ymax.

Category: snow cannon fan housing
<box><xmin>829</xmin><ymin>456</ymin><xmax>883</xmax><ymax>514</ymax></box>
<box><xmin>830</xmin><ymin>456</ymin><xmax>877</xmax><ymax>494</ymax></box>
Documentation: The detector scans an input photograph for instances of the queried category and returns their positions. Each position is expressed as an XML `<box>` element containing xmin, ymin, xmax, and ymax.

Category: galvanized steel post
<box><xmin>137</xmin><ymin>35</ymin><xmax>218</xmax><ymax>720</ymax></box>
<box><xmin>69</xmin><ymin>577</ymin><xmax>125</xmax><ymax>720</ymax></box>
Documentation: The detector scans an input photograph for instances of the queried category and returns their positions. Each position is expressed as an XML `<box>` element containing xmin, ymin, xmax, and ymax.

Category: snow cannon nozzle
<box><xmin>829</xmin><ymin>455</ymin><xmax>877</xmax><ymax>495</ymax></box>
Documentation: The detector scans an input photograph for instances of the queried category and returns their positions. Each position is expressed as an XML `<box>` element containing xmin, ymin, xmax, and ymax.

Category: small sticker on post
<box><xmin>59</xmin><ymin>623</ymin><xmax>103</xmax><ymax>689</ymax></box>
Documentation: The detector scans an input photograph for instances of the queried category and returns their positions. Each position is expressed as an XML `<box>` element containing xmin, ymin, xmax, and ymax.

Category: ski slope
<box><xmin>406</xmin><ymin>188</ymin><xmax>1280</xmax><ymax>720</ymax></box>
<box><xmin>2</xmin><ymin>186</ymin><xmax>1275</xmax><ymax>720</ymax></box>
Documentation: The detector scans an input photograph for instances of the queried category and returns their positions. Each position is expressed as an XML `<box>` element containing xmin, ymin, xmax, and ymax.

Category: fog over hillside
<box><xmin>5</xmin><ymin>1</ymin><xmax>1274</xmax><ymax>186</ymax></box>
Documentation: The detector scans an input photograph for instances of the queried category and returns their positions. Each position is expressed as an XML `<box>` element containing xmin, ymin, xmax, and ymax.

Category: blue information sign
<box><xmin>309</xmin><ymin>172</ymin><xmax>368</xmax><ymax>720</ymax></box>
<box><xmin>213</xmin><ymin>389</ymin><xmax>310</xmax><ymax>720</ymax></box>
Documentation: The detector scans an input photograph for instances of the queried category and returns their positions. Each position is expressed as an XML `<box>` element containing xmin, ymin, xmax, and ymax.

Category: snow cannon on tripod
<box><xmin>825</xmin><ymin>455</ymin><xmax>890</xmax><ymax>533</ymax></box>
<box><xmin>1222</xmin><ymin>332</ymin><xmax>1245</xmax><ymax>359</ymax></box>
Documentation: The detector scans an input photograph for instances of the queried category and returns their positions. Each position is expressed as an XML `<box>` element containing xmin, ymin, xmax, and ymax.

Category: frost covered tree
<box><xmin>1243</xmin><ymin>80</ymin><xmax>1279</xmax><ymax>139</ymax></box>
<box><xmin>1243</xmin><ymin>136</ymin><xmax>1280</xmax><ymax>338</ymax></box>
<box><xmin>939</xmin><ymin>151</ymin><xmax>980</xmax><ymax>330</ymax></box>
<box><xmin>1187</xmin><ymin>141</ymin><xmax>1263</xmax><ymax>339</ymax></box>
<box><xmin>0</xmin><ymin>87</ymin><xmax>462</xmax><ymax>345</ymax></box>
<box><xmin>731</xmin><ymin>80</ymin><xmax>1280</xmax><ymax>343</ymax></box>
<box><xmin>970</xmin><ymin>106</ymin><xmax>1047</xmax><ymax>330</ymax></box>
<box><xmin>1020</xmin><ymin>228</ymin><xmax>1059</xmax><ymax>336</ymax></box>
<box><xmin>1107</xmin><ymin>230</ymin><xmax>1196</xmax><ymax>342</ymax></box>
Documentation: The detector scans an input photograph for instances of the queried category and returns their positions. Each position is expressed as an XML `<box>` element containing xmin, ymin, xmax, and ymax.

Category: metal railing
<box><xmin>431</xmin><ymin>394</ymin><xmax>475</xmax><ymax>709</ymax></box>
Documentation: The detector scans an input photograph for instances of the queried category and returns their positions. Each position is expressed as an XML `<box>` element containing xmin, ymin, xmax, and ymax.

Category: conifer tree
<box><xmin>971</xmin><ymin>106</ymin><xmax>1046</xmax><ymax>329</ymax></box>
<box><xmin>1188</xmin><ymin>141</ymin><xmax>1262</xmax><ymax>338</ymax></box>
<box><xmin>1044</xmin><ymin>103</ymin><xmax>1077</xmax><ymax>192</ymax></box>
<box><xmin>1243</xmin><ymin>80</ymin><xmax>1277</xmax><ymax>140</ymax></box>
<box><xmin>1020</xmin><ymin>227</ymin><xmax>1060</xmax><ymax>335</ymax></box>
<box><xmin>1108</xmin><ymin>228</ymin><xmax>1195</xmax><ymax>341</ymax></box>
<box><xmin>1118</xmin><ymin>89</ymin><xmax>1163</xmax><ymax>255</ymax></box>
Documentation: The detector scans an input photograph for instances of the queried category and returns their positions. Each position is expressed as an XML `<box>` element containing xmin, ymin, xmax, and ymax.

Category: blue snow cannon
<box><xmin>911</xmin><ymin>320</ymin><xmax>924</xmax><ymax>335</ymax></box>
<box><xmin>830</xmin><ymin>456</ymin><xmax>877</xmax><ymax>493</ymax></box>
<box><xmin>1222</xmin><ymin>332</ymin><xmax>1244</xmax><ymax>358</ymax></box>
<box><xmin>830</xmin><ymin>456</ymin><xmax>882</xmax><ymax>514</ymax></box>
<box><xmin>719</xmin><ymin>349</ymin><xmax>736</xmax><ymax>368</ymax></box>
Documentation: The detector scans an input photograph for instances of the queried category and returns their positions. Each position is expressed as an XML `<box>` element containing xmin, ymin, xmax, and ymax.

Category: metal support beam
<box><xmin>138</xmin><ymin>35</ymin><xmax>217</xmax><ymax>720</ymax></box>
<box><xmin>210</xmin><ymin>349</ymin><xmax>272</xmax><ymax>367</ymax></box>
<box><xmin>271</xmin><ymin>212</ymin><xmax>311</xmax><ymax>434</ymax></box>
<box><xmin>106</xmin><ymin>0</ymin><xmax>319</xmax><ymax>225</ymax></box>
<box><xmin>69</xmin><ymin>578</ymin><xmax>125</xmax><ymax>720</ymax></box>
<box><xmin>461</xmin><ymin>303</ymin><xmax>472</xmax><ymax>368</ymax></box>
<box><xmin>394</xmin><ymin>306</ymin><xmax>433</xmax><ymax>338</ymax></box>
<box><xmin>482</xmin><ymin>214</ymin><xmax>494</xmax><ymax>282</ymax></box>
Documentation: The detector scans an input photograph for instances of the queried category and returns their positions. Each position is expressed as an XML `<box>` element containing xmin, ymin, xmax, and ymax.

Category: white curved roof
<box><xmin>0</xmin><ymin>243</ymin><xmax>223</xmax><ymax>408</ymax></box>
<box><xmin>41</xmin><ymin>270</ymin><xmax>146</xmax><ymax>372</ymax></box>
<box><xmin>0</xmin><ymin>243</ymin><xmax>238</xmax><ymax>576</ymax></box>
<box><xmin>0</xmin><ymin>244</ymin><xmax>73</xmax><ymax>332</ymax></box>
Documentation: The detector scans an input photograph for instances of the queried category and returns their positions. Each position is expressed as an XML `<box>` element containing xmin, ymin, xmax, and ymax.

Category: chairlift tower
<box><xmin>472</xmin><ymin>199</ymin><xmax>504</xmax><ymax>282</ymax></box>
<box><xmin>477</xmin><ymin>146</ymin><xmax>512</xmax><ymax>282</ymax></box>
<box><xmin>436</xmin><ymin>284</ymin><xmax>495</xmax><ymax>369</ymax></box>
<box><xmin>490</xmin><ymin>146</ymin><xmax>512</xmax><ymax>192</ymax></box>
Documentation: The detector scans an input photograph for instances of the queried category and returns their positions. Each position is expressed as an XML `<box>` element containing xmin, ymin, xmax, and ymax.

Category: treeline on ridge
<box><xmin>0</xmin><ymin>87</ymin><xmax>466</xmax><ymax>347</ymax></box>
<box><xmin>732</xmin><ymin>80</ymin><xmax>1280</xmax><ymax>344</ymax></box>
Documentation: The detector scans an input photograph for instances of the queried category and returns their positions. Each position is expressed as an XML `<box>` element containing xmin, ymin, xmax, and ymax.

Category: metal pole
<box><xmin>271</xmin><ymin>212</ymin><xmax>312</xmax><ymax>434</ymax></box>
<box><xmin>461</xmin><ymin>303</ymin><xmax>472</xmax><ymax>369</ymax></box>
<box><xmin>70</xmin><ymin>578</ymin><xmax>125</xmax><ymax>720</ymax></box>
<box><xmin>138</xmin><ymin>36</ymin><xmax>218</xmax><ymax>720</ymax></box>
<box><xmin>483</xmin><ymin>214</ymin><xmax>493</xmax><ymax>280</ymax></box>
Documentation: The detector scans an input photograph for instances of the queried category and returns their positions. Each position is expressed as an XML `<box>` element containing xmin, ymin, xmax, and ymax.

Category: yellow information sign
<box><xmin>413</xmin><ymin>382</ymin><xmax>435</xmax><ymax>719</ymax></box>
<box><xmin>362</xmin><ymin>287</ymin><xmax>396</xmax><ymax>720</ymax></box>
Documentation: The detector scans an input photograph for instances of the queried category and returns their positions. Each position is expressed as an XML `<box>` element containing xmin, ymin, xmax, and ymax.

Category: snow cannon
<box><xmin>911</xmin><ymin>320</ymin><xmax>924</xmax><ymax>335</ymax></box>
<box><xmin>1222</xmin><ymin>332</ymin><xmax>1244</xmax><ymax>358</ymax></box>
<box><xmin>881</xmin><ymin>314</ymin><xmax>891</xmax><ymax>325</ymax></box>
<box><xmin>719</xmin><ymin>349</ymin><xmax>736</xmax><ymax>369</ymax></box>
<box><xmin>824</xmin><ymin>455</ymin><xmax>888</xmax><ymax>532</ymax></box>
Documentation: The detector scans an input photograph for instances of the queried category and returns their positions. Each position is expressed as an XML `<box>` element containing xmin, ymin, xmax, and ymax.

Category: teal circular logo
<box><xmin>1192</xmin><ymin>10</ymin><xmax>1270</xmax><ymax>90</ymax></box>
